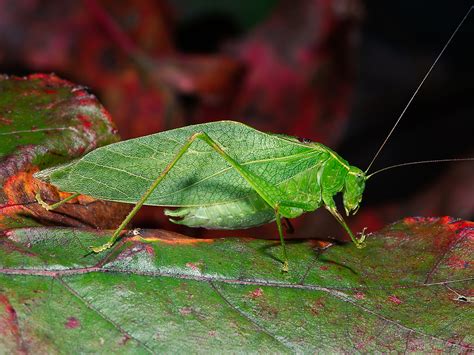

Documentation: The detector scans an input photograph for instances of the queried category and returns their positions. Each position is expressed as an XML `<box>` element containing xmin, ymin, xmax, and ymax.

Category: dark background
<box><xmin>1</xmin><ymin>0</ymin><xmax>472</xmax><ymax>238</ymax></box>
<box><xmin>342</xmin><ymin>1</ymin><xmax>473</xmax><ymax>207</ymax></box>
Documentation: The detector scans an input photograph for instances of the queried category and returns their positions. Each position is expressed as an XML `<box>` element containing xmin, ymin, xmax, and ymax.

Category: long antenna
<box><xmin>365</xmin><ymin>6</ymin><xmax>474</xmax><ymax>174</ymax></box>
<box><xmin>366</xmin><ymin>158</ymin><xmax>474</xmax><ymax>180</ymax></box>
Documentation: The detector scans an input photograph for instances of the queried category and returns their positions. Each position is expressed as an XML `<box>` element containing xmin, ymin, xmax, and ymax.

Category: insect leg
<box><xmin>191</xmin><ymin>134</ymin><xmax>314</xmax><ymax>271</ymax></box>
<box><xmin>274</xmin><ymin>206</ymin><xmax>289</xmax><ymax>272</ymax></box>
<box><xmin>325</xmin><ymin>206</ymin><xmax>366</xmax><ymax>248</ymax></box>
<box><xmin>35</xmin><ymin>192</ymin><xmax>81</xmax><ymax>211</ymax></box>
<box><xmin>90</xmin><ymin>132</ymin><xmax>214</xmax><ymax>252</ymax></box>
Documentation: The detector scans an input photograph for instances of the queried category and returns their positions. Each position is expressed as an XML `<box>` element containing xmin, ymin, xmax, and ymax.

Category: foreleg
<box><xmin>325</xmin><ymin>206</ymin><xmax>366</xmax><ymax>248</ymax></box>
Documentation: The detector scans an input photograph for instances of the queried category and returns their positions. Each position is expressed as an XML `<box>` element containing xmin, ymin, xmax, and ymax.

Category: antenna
<box><xmin>366</xmin><ymin>158</ymin><xmax>474</xmax><ymax>180</ymax></box>
<box><xmin>365</xmin><ymin>6</ymin><xmax>474</xmax><ymax>174</ymax></box>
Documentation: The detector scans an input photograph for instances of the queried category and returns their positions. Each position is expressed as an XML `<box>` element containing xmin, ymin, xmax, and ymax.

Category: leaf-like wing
<box><xmin>35</xmin><ymin>121</ymin><xmax>327</xmax><ymax>208</ymax></box>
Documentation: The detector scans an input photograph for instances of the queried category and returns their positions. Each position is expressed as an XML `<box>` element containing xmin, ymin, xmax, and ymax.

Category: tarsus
<box><xmin>365</xmin><ymin>6</ymin><xmax>474</xmax><ymax>174</ymax></box>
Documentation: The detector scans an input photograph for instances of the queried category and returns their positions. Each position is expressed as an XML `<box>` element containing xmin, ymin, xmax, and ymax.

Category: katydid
<box><xmin>33</xmin><ymin>7</ymin><xmax>474</xmax><ymax>272</ymax></box>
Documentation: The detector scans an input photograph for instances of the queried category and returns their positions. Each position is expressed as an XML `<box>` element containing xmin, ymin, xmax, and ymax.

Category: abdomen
<box><xmin>164</xmin><ymin>160</ymin><xmax>325</xmax><ymax>229</ymax></box>
<box><xmin>165</xmin><ymin>192</ymin><xmax>275</xmax><ymax>229</ymax></box>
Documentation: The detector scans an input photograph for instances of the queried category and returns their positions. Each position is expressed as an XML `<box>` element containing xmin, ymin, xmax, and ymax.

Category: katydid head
<box><xmin>343</xmin><ymin>166</ymin><xmax>366</xmax><ymax>216</ymax></box>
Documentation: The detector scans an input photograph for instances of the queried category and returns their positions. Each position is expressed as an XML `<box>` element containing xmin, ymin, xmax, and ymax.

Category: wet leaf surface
<box><xmin>0</xmin><ymin>74</ymin><xmax>131</xmax><ymax>230</ymax></box>
<box><xmin>0</xmin><ymin>217</ymin><xmax>472</xmax><ymax>353</ymax></box>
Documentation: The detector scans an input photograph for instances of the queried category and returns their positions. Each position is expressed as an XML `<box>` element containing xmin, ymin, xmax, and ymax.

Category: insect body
<box><xmin>34</xmin><ymin>121</ymin><xmax>366</xmax><ymax>271</ymax></box>
<box><xmin>34</xmin><ymin>6</ymin><xmax>473</xmax><ymax>271</ymax></box>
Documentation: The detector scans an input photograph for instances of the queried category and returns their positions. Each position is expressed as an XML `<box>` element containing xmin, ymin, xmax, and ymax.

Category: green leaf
<box><xmin>0</xmin><ymin>74</ymin><xmax>129</xmax><ymax>230</ymax></box>
<box><xmin>0</xmin><ymin>217</ymin><xmax>472</xmax><ymax>353</ymax></box>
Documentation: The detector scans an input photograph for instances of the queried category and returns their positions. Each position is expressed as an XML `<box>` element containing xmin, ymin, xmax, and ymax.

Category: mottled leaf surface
<box><xmin>0</xmin><ymin>74</ymin><xmax>130</xmax><ymax>230</ymax></box>
<box><xmin>0</xmin><ymin>217</ymin><xmax>472</xmax><ymax>353</ymax></box>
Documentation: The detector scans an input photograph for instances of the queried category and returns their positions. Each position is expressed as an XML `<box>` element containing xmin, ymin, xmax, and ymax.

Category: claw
<box><xmin>355</xmin><ymin>227</ymin><xmax>367</xmax><ymax>249</ymax></box>
<box><xmin>35</xmin><ymin>193</ymin><xmax>53</xmax><ymax>211</ymax></box>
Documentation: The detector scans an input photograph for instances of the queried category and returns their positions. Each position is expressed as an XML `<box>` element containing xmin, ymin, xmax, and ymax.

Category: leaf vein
<box><xmin>56</xmin><ymin>277</ymin><xmax>154</xmax><ymax>353</ymax></box>
<box><xmin>80</xmin><ymin>160</ymin><xmax>153</xmax><ymax>182</ymax></box>
<box><xmin>209</xmin><ymin>281</ymin><xmax>296</xmax><ymax>351</ymax></box>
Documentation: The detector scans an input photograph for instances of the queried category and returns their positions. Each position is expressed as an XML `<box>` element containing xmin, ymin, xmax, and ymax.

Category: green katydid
<box><xmin>33</xmin><ymin>7</ymin><xmax>474</xmax><ymax>271</ymax></box>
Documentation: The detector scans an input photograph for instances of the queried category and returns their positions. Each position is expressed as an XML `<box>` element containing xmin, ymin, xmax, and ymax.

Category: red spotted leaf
<box><xmin>0</xmin><ymin>217</ymin><xmax>472</xmax><ymax>352</ymax></box>
<box><xmin>0</xmin><ymin>74</ymin><xmax>130</xmax><ymax>230</ymax></box>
